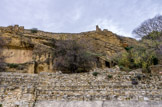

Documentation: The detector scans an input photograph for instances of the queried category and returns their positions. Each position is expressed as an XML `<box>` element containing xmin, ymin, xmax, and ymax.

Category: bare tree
<box><xmin>132</xmin><ymin>15</ymin><xmax>162</xmax><ymax>37</ymax></box>
<box><xmin>53</xmin><ymin>40</ymin><xmax>96</xmax><ymax>73</ymax></box>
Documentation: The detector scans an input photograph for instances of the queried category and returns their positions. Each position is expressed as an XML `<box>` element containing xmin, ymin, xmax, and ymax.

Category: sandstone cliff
<box><xmin>0</xmin><ymin>25</ymin><xmax>138</xmax><ymax>73</ymax></box>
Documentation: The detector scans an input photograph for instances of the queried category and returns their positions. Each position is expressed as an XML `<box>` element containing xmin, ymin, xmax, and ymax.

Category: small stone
<box><xmin>144</xmin><ymin>97</ymin><xmax>149</xmax><ymax>101</ymax></box>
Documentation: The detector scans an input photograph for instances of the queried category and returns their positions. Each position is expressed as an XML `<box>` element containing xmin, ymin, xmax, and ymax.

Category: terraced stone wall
<box><xmin>0</xmin><ymin>68</ymin><xmax>162</xmax><ymax>107</ymax></box>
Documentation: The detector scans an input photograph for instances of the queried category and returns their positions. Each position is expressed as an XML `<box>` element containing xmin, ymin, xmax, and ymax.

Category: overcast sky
<box><xmin>0</xmin><ymin>0</ymin><xmax>162</xmax><ymax>38</ymax></box>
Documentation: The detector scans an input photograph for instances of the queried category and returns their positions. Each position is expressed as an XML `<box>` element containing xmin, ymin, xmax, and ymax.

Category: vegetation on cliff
<box><xmin>114</xmin><ymin>39</ymin><xmax>160</xmax><ymax>72</ymax></box>
<box><xmin>115</xmin><ymin>15</ymin><xmax>162</xmax><ymax>72</ymax></box>
<box><xmin>31</xmin><ymin>28</ymin><xmax>38</xmax><ymax>33</ymax></box>
<box><xmin>53</xmin><ymin>40</ymin><xmax>96</xmax><ymax>73</ymax></box>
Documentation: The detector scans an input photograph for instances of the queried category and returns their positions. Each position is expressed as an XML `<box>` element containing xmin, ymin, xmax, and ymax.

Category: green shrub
<box><xmin>31</xmin><ymin>28</ymin><xmax>38</xmax><ymax>33</ymax></box>
<box><xmin>0</xmin><ymin>104</ymin><xmax>2</xmax><ymax>107</ymax></box>
<box><xmin>114</xmin><ymin>41</ymin><xmax>159</xmax><ymax>73</ymax></box>
<box><xmin>92</xmin><ymin>72</ymin><xmax>99</xmax><ymax>76</ymax></box>
<box><xmin>8</xmin><ymin>63</ymin><xmax>19</xmax><ymax>68</ymax></box>
<box><xmin>107</xmin><ymin>75</ymin><xmax>113</xmax><ymax>79</ymax></box>
<box><xmin>143</xmin><ymin>31</ymin><xmax>161</xmax><ymax>40</ymax></box>
<box><xmin>124</xmin><ymin>46</ymin><xmax>133</xmax><ymax>52</ymax></box>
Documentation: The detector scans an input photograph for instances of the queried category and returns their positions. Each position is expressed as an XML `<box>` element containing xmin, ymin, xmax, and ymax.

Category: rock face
<box><xmin>0</xmin><ymin>25</ymin><xmax>138</xmax><ymax>73</ymax></box>
<box><xmin>150</xmin><ymin>65</ymin><xmax>162</xmax><ymax>74</ymax></box>
<box><xmin>0</xmin><ymin>68</ymin><xmax>161</xmax><ymax>107</ymax></box>
<box><xmin>2</xmin><ymin>48</ymin><xmax>33</xmax><ymax>63</ymax></box>
<box><xmin>0</xmin><ymin>25</ymin><xmax>24</xmax><ymax>34</ymax></box>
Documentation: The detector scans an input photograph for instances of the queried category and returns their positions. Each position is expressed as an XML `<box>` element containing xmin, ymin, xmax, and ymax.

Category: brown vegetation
<box><xmin>53</xmin><ymin>40</ymin><xmax>96</xmax><ymax>73</ymax></box>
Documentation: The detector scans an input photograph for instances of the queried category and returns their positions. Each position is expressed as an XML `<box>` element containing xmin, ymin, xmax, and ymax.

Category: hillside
<box><xmin>0</xmin><ymin>25</ymin><xmax>162</xmax><ymax>107</ymax></box>
<box><xmin>0</xmin><ymin>25</ymin><xmax>137</xmax><ymax>73</ymax></box>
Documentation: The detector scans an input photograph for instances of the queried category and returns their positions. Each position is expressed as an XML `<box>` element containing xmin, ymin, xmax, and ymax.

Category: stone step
<box><xmin>0</xmin><ymin>73</ymin><xmax>161</xmax><ymax>82</ymax></box>
<box><xmin>2</xmin><ymin>80</ymin><xmax>160</xmax><ymax>86</ymax></box>
<box><xmin>37</xmin><ymin>81</ymin><xmax>162</xmax><ymax>87</ymax></box>
<box><xmin>0</xmin><ymin>72</ymin><xmax>38</xmax><ymax>77</ymax></box>
<box><xmin>1</xmin><ymin>85</ymin><xmax>161</xmax><ymax>95</ymax></box>
<box><xmin>36</xmin><ymin>93</ymin><xmax>162</xmax><ymax>101</ymax></box>
<box><xmin>36</xmin><ymin>89</ymin><xmax>162</xmax><ymax>94</ymax></box>
<box><xmin>0</xmin><ymin>81</ymin><xmax>161</xmax><ymax>89</ymax></box>
<box><xmin>0</xmin><ymin>85</ymin><xmax>161</xmax><ymax>93</ymax></box>
<box><xmin>0</xmin><ymin>78</ymin><xmax>161</xmax><ymax>87</ymax></box>
<box><xmin>36</xmin><ymin>85</ymin><xmax>162</xmax><ymax>90</ymax></box>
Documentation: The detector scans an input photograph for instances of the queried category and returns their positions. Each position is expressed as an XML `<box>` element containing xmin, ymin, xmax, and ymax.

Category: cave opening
<box><xmin>105</xmin><ymin>61</ymin><xmax>110</xmax><ymax>68</ymax></box>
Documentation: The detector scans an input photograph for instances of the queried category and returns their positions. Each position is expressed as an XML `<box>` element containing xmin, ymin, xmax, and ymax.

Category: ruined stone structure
<box><xmin>0</xmin><ymin>68</ymin><xmax>162</xmax><ymax>107</ymax></box>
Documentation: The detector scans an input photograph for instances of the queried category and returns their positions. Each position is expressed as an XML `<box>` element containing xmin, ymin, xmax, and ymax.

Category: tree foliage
<box><xmin>141</xmin><ymin>31</ymin><xmax>162</xmax><ymax>62</ymax></box>
<box><xmin>115</xmin><ymin>30</ymin><xmax>162</xmax><ymax>72</ymax></box>
<box><xmin>132</xmin><ymin>15</ymin><xmax>162</xmax><ymax>37</ymax></box>
<box><xmin>53</xmin><ymin>40</ymin><xmax>96</xmax><ymax>73</ymax></box>
<box><xmin>31</xmin><ymin>28</ymin><xmax>38</xmax><ymax>33</ymax></box>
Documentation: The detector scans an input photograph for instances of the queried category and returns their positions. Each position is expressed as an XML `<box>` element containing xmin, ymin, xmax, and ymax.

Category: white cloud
<box><xmin>85</xmin><ymin>19</ymin><xmax>132</xmax><ymax>37</ymax></box>
<box><xmin>0</xmin><ymin>0</ymin><xmax>162</xmax><ymax>38</ymax></box>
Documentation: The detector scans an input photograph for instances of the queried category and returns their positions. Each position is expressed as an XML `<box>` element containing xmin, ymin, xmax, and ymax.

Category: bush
<box><xmin>114</xmin><ymin>41</ymin><xmax>159</xmax><ymax>72</ymax></box>
<box><xmin>53</xmin><ymin>40</ymin><xmax>95</xmax><ymax>73</ymax></box>
<box><xmin>31</xmin><ymin>28</ymin><xmax>38</xmax><ymax>33</ymax></box>
<box><xmin>8</xmin><ymin>63</ymin><xmax>19</xmax><ymax>68</ymax></box>
<box><xmin>107</xmin><ymin>75</ymin><xmax>113</xmax><ymax>79</ymax></box>
<box><xmin>92</xmin><ymin>72</ymin><xmax>99</xmax><ymax>76</ymax></box>
<box><xmin>124</xmin><ymin>46</ymin><xmax>133</xmax><ymax>52</ymax></box>
<box><xmin>0</xmin><ymin>104</ymin><xmax>2</xmax><ymax>107</ymax></box>
<box><xmin>142</xmin><ymin>31</ymin><xmax>161</xmax><ymax>40</ymax></box>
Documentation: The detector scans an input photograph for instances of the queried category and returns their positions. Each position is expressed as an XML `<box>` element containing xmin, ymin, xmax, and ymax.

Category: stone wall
<box><xmin>0</xmin><ymin>68</ymin><xmax>162</xmax><ymax>107</ymax></box>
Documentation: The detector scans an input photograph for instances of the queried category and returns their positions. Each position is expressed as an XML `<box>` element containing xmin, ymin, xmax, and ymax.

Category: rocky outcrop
<box><xmin>0</xmin><ymin>25</ymin><xmax>24</xmax><ymax>34</ymax></box>
<box><xmin>150</xmin><ymin>65</ymin><xmax>162</xmax><ymax>74</ymax></box>
<box><xmin>0</xmin><ymin>25</ymin><xmax>137</xmax><ymax>73</ymax></box>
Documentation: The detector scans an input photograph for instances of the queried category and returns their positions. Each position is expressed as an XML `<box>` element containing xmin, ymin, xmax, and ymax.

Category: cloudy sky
<box><xmin>0</xmin><ymin>0</ymin><xmax>162</xmax><ymax>38</ymax></box>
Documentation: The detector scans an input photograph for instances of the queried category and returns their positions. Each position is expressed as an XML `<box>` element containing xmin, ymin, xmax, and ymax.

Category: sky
<box><xmin>0</xmin><ymin>0</ymin><xmax>162</xmax><ymax>38</ymax></box>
